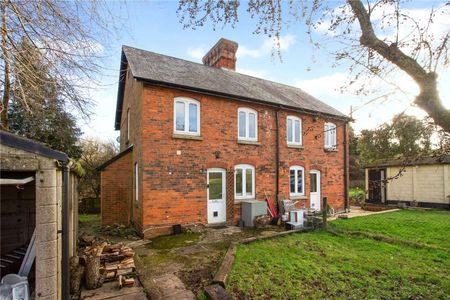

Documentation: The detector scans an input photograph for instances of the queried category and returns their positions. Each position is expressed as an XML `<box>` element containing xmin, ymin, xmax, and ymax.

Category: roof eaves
<box><xmin>114</xmin><ymin>50</ymin><xmax>129</xmax><ymax>131</ymax></box>
<box><xmin>135</xmin><ymin>76</ymin><xmax>351</xmax><ymax>121</ymax></box>
<box><xmin>0</xmin><ymin>130</ymin><xmax>68</xmax><ymax>162</ymax></box>
<box><xmin>97</xmin><ymin>146</ymin><xmax>133</xmax><ymax>171</ymax></box>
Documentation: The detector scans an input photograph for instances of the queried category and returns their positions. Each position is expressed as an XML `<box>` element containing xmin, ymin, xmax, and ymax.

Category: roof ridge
<box><xmin>122</xmin><ymin>45</ymin><xmax>320</xmax><ymax>98</ymax></box>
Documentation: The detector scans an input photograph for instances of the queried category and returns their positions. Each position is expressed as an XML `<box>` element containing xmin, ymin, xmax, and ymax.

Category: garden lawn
<box><xmin>332</xmin><ymin>209</ymin><xmax>450</xmax><ymax>249</ymax></box>
<box><xmin>228</xmin><ymin>210</ymin><xmax>450</xmax><ymax>299</ymax></box>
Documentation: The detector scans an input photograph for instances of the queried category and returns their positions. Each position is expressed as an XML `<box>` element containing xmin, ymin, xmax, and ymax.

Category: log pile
<box><xmin>85</xmin><ymin>242</ymin><xmax>136</xmax><ymax>288</ymax></box>
<box><xmin>71</xmin><ymin>241</ymin><xmax>136</xmax><ymax>293</ymax></box>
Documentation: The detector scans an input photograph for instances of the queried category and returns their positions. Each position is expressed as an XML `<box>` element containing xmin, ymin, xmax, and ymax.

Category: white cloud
<box><xmin>187</xmin><ymin>45</ymin><xmax>208</xmax><ymax>60</ymax></box>
<box><xmin>236</xmin><ymin>67</ymin><xmax>267</xmax><ymax>79</ymax></box>
<box><xmin>263</xmin><ymin>34</ymin><xmax>296</xmax><ymax>52</ymax></box>
<box><xmin>294</xmin><ymin>72</ymin><xmax>349</xmax><ymax>97</ymax></box>
<box><xmin>188</xmin><ymin>34</ymin><xmax>297</xmax><ymax>61</ymax></box>
<box><xmin>236</xmin><ymin>45</ymin><xmax>262</xmax><ymax>58</ymax></box>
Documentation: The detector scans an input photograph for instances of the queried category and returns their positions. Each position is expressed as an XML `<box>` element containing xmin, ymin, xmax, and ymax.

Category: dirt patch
<box><xmin>146</xmin><ymin>232</ymin><xmax>202</xmax><ymax>250</ymax></box>
<box><xmin>135</xmin><ymin>226</ymin><xmax>288</xmax><ymax>298</ymax></box>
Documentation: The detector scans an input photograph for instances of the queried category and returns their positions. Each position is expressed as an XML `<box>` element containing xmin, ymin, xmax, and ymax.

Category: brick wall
<box><xmin>132</xmin><ymin>84</ymin><xmax>347</xmax><ymax>237</ymax></box>
<box><xmin>118</xmin><ymin>65</ymin><xmax>143</xmax><ymax>233</ymax></box>
<box><xmin>100</xmin><ymin>150</ymin><xmax>133</xmax><ymax>226</ymax></box>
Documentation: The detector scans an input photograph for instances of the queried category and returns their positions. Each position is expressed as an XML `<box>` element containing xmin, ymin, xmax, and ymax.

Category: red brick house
<box><xmin>99</xmin><ymin>38</ymin><xmax>350</xmax><ymax>238</ymax></box>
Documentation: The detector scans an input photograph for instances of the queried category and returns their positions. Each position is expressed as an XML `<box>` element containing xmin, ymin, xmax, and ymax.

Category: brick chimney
<box><xmin>202</xmin><ymin>38</ymin><xmax>238</xmax><ymax>71</ymax></box>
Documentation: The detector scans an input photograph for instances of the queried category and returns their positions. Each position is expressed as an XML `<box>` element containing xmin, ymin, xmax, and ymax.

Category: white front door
<box><xmin>310</xmin><ymin>170</ymin><xmax>321</xmax><ymax>210</ymax></box>
<box><xmin>207</xmin><ymin>168</ymin><xmax>226</xmax><ymax>223</ymax></box>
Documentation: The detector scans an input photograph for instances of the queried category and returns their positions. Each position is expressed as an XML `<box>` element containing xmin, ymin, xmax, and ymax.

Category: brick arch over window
<box><xmin>205</xmin><ymin>162</ymin><xmax>229</xmax><ymax>170</ymax></box>
<box><xmin>289</xmin><ymin>160</ymin><xmax>306</xmax><ymax>168</ymax></box>
<box><xmin>233</xmin><ymin>158</ymin><xmax>258</xmax><ymax>166</ymax></box>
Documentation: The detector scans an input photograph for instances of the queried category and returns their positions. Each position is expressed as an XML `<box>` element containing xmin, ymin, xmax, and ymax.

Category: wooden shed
<box><xmin>365</xmin><ymin>155</ymin><xmax>450</xmax><ymax>209</ymax></box>
<box><xmin>0</xmin><ymin>130</ymin><xmax>78</xmax><ymax>299</ymax></box>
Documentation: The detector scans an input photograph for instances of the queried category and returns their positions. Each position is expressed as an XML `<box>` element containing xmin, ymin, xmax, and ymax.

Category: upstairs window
<box><xmin>324</xmin><ymin>122</ymin><xmax>337</xmax><ymax>149</ymax></box>
<box><xmin>287</xmin><ymin>116</ymin><xmax>302</xmax><ymax>145</ymax></box>
<box><xmin>238</xmin><ymin>108</ymin><xmax>258</xmax><ymax>141</ymax></box>
<box><xmin>174</xmin><ymin>97</ymin><xmax>200</xmax><ymax>135</ymax></box>
<box><xmin>289</xmin><ymin>166</ymin><xmax>304</xmax><ymax>196</ymax></box>
<box><xmin>235</xmin><ymin>164</ymin><xmax>255</xmax><ymax>199</ymax></box>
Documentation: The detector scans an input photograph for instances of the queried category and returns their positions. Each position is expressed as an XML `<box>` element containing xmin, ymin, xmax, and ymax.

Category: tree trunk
<box><xmin>70</xmin><ymin>256</ymin><xmax>85</xmax><ymax>294</ymax></box>
<box><xmin>348</xmin><ymin>0</ymin><xmax>450</xmax><ymax>132</ymax></box>
<box><xmin>1</xmin><ymin>2</ymin><xmax>10</xmax><ymax>130</ymax></box>
<box><xmin>85</xmin><ymin>254</ymin><xmax>101</xmax><ymax>289</ymax></box>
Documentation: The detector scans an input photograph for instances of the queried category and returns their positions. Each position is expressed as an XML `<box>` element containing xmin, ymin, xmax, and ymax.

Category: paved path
<box><xmin>152</xmin><ymin>274</ymin><xmax>196</xmax><ymax>300</ymax></box>
<box><xmin>329</xmin><ymin>206</ymin><xmax>400</xmax><ymax>221</ymax></box>
<box><xmin>80</xmin><ymin>281</ymin><xmax>147</xmax><ymax>300</ymax></box>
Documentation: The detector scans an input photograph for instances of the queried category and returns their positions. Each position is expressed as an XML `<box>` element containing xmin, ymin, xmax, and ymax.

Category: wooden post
<box><xmin>322</xmin><ymin>197</ymin><xmax>328</xmax><ymax>229</ymax></box>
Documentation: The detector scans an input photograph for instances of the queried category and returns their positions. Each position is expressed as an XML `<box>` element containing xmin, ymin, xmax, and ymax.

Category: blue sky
<box><xmin>81</xmin><ymin>1</ymin><xmax>450</xmax><ymax>142</ymax></box>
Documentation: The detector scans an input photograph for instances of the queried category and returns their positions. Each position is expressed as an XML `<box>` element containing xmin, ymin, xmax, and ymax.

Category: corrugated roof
<box><xmin>115</xmin><ymin>45</ymin><xmax>348</xmax><ymax>129</ymax></box>
<box><xmin>366</xmin><ymin>155</ymin><xmax>450</xmax><ymax>168</ymax></box>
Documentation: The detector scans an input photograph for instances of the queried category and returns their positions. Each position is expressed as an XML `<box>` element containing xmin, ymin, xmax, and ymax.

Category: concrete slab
<box><xmin>329</xmin><ymin>206</ymin><xmax>400</xmax><ymax>221</ymax></box>
<box><xmin>80</xmin><ymin>281</ymin><xmax>147</xmax><ymax>300</ymax></box>
<box><xmin>152</xmin><ymin>274</ymin><xmax>195</xmax><ymax>299</ymax></box>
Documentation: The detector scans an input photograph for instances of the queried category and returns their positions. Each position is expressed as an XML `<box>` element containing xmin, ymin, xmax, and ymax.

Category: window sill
<box><xmin>172</xmin><ymin>134</ymin><xmax>203</xmax><ymax>141</ymax></box>
<box><xmin>287</xmin><ymin>144</ymin><xmax>304</xmax><ymax>149</ymax></box>
<box><xmin>234</xmin><ymin>198</ymin><xmax>257</xmax><ymax>203</ymax></box>
<box><xmin>324</xmin><ymin>147</ymin><xmax>338</xmax><ymax>152</ymax></box>
<box><xmin>237</xmin><ymin>140</ymin><xmax>260</xmax><ymax>146</ymax></box>
<box><xmin>290</xmin><ymin>195</ymin><xmax>308</xmax><ymax>200</ymax></box>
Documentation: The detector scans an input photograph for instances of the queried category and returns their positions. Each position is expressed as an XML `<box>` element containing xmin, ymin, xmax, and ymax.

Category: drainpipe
<box><xmin>275</xmin><ymin>110</ymin><xmax>280</xmax><ymax>213</ymax></box>
<box><xmin>343</xmin><ymin>122</ymin><xmax>349</xmax><ymax>211</ymax></box>
<box><xmin>61</xmin><ymin>161</ymin><xmax>70</xmax><ymax>300</ymax></box>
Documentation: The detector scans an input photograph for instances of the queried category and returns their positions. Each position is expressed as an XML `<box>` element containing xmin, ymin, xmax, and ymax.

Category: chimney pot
<box><xmin>202</xmin><ymin>38</ymin><xmax>238</xmax><ymax>71</ymax></box>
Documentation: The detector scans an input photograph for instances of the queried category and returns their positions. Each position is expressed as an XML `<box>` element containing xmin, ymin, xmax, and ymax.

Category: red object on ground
<box><xmin>265</xmin><ymin>191</ymin><xmax>278</xmax><ymax>218</ymax></box>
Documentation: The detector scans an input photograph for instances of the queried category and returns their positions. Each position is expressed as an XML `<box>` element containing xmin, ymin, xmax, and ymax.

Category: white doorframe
<box><xmin>207</xmin><ymin>168</ymin><xmax>226</xmax><ymax>224</ymax></box>
<box><xmin>309</xmin><ymin>170</ymin><xmax>321</xmax><ymax>210</ymax></box>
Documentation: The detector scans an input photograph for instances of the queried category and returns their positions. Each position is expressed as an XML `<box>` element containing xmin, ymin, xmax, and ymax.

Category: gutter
<box><xmin>115</xmin><ymin>78</ymin><xmax>352</xmax><ymax>131</ymax></box>
<box><xmin>275</xmin><ymin>110</ymin><xmax>280</xmax><ymax>213</ymax></box>
<box><xmin>343</xmin><ymin>123</ymin><xmax>349</xmax><ymax>211</ymax></box>
<box><xmin>60</xmin><ymin>160</ymin><xmax>71</xmax><ymax>300</ymax></box>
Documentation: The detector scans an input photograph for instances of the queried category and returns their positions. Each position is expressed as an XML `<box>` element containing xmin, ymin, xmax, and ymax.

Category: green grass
<box><xmin>228</xmin><ymin>210</ymin><xmax>450</xmax><ymax>299</ymax></box>
<box><xmin>79</xmin><ymin>213</ymin><xmax>100</xmax><ymax>223</ymax></box>
<box><xmin>332</xmin><ymin>209</ymin><xmax>450</xmax><ymax>249</ymax></box>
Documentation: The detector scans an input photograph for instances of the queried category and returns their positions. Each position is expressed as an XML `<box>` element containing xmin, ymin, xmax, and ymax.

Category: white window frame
<box><xmin>286</xmin><ymin>115</ymin><xmax>302</xmax><ymax>146</ymax></box>
<box><xmin>234</xmin><ymin>164</ymin><xmax>255</xmax><ymax>200</ymax></box>
<box><xmin>289</xmin><ymin>165</ymin><xmax>305</xmax><ymax>197</ymax></box>
<box><xmin>135</xmin><ymin>162</ymin><xmax>139</xmax><ymax>202</ymax></box>
<box><xmin>127</xmin><ymin>108</ymin><xmax>130</xmax><ymax>142</ymax></box>
<box><xmin>237</xmin><ymin>108</ymin><xmax>258</xmax><ymax>141</ymax></box>
<box><xmin>324</xmin><ymin>122</ymin><xmax>337</xmax><ymax>149</ymax></box>
<box><xmin>173</xmin><ymin>97</ymin><xmax>201</xmax><ymax>136</ymax></box>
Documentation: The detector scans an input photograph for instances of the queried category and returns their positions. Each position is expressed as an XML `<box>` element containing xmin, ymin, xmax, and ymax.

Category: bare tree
<box><xmin>78</xmin><ymin>138</ymin><xmax>118</xmax><ymax>201</ymax></box>
<box><xmin>0</xmin><ymin>0</ymin><xmax>123</xmax><ymax>129</ymax></box>
<box><xmin>177</xmin><ymin>0</ymin><xmax>450</xmax><ymax>132</ymax></box>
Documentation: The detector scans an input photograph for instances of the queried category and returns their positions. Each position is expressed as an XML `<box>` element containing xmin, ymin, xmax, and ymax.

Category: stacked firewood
<box><xmin>71</xmin><ymin>241</ymin><xmax>137</xmax><ymax>293</ymax></box>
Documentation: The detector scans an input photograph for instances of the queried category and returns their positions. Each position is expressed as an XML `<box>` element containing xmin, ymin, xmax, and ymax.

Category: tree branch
<box><xmin>348</xmin><ymin>0</ymin><xmax>450</xmax><ymax>132</ymax></box>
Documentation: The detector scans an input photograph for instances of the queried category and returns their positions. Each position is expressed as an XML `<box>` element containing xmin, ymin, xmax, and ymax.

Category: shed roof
<box><xmin>115</xmin><ymin>45</ymin><xmax>349</xmax><ymax>130</ymax></box>
<box><xmin>0</xmin><ymin>130</ymin><xmax>68</xmax><ymax>162</ymax></box>
<box><xmin>366</xmin><ymin>155</ymin><xmax>450</xmax><ymax>168</ymax></box>
<box><xmin>97</xmin><ymin>145</ymin><xmax>133</xmax><ymax>171</ymax></box>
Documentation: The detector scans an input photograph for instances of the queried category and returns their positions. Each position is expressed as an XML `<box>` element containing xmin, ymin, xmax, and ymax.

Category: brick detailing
<box><xmin>226</xmin><ymin>169</ymin><xmax>234</xmax><ymax>224</ymax></box>
<box><xmin>202</xmin><ymin>38</ymin><xmax>238</xmax><ymax>71</ymax></box>
<box><xmin>100</xmin><ymin>150</ymin><xmax>132</xmax><ymax>225</ymax></box>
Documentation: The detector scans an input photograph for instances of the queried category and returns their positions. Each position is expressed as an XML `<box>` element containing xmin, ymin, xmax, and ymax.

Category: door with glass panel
<box><xmin>309</xmin><ymin>170</ymin><xmax>321</xmax><ymax>210</ymax></box>
<box><xmin>207</xmin><ymin>168</ymin><xmax>226</xmax><ymax>223</ymax></box>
